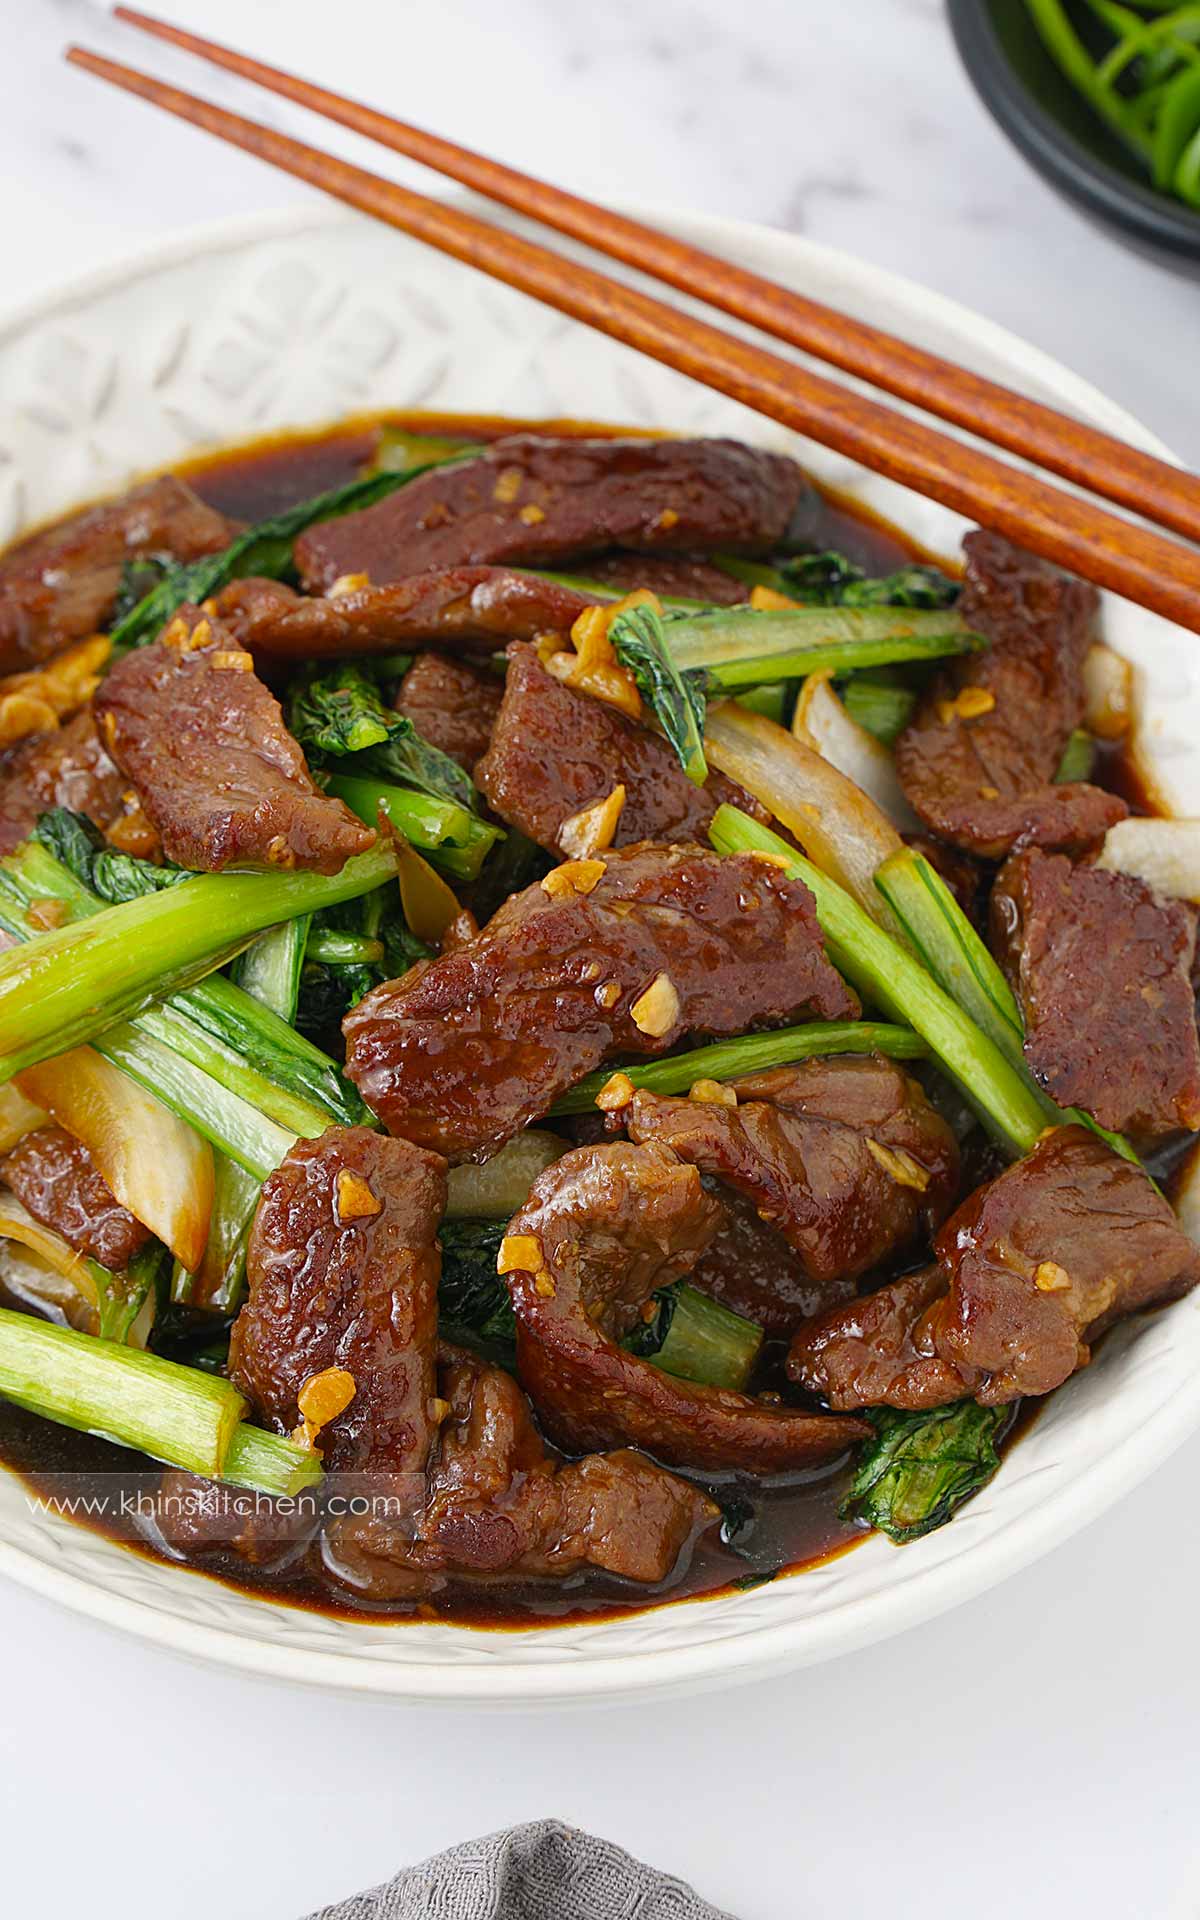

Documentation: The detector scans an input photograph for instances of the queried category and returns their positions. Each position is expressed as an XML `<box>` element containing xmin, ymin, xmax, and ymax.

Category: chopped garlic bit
<box><xmin>265</xmin><ymin>834</ymin><xmax>297</xmax><ymax>869</ymax></box>
<box><xmin>656</xmin><ymin>507</ymin><xmax>680</xmax><ymax>531</ymax></box>
<box><xmin>329</xmin><ymin>571</ymin><xmax>371</xmax><ymax>598</ymax></box>
<box><xmin>594</xmin><ymin>977</ymin><xmax>622</xmax><ymax>1011</ymax></box>
<box><xmin>540</xmin><ymin>857</ymin><xmax>606</xmax><ymax>899</ymax></box>
<box><xmin>1034</xmin><ymin>1259</ymin><xmax>1072</xmax><ymax>1293</ymax></box>
<box><xmin>690</xmin><ymin>1078</ymin><xmax>737</xmax><ymax>1107</ymax></box>
<box><xmin>543</xmin><ymin>590</ymin><xmax>662</xmax><ymax>722</ymax></box>
<box><xmin>519</xmin><ymin>502</ymin><xmax>546</xmax><ymax>526</ymax></box>
<box><xmin>750</xmin><ymin>848</ymin><xmax>792</xmax><ymax>871</ymax></box>
<box><xmin>630</xmin><ymin>971</ymin><xmax>680</xmax><ymax>1039</ymax></box>
<box><xmin>292</xmin><ymin>1366</ymin><xmax>357</xmax><ymax>1451</ymax></box>
<box><xmin>595</xmin><ymin>1071</ymin><xmax>635</xmax><ymax>1112</ymax></box>
<box><xmin>492</xmin><ymin>465</ymin><xmax>524</xmax><ymax>505</ymax></box>
<box><xmin>937</xmin><ymin>685</ymin><xmax>996</xmax><ymax>724</ymax></box>
<box><xmin>335</xmin><ymin>1167</ymin><xmax>382</xmax><ymax>1222</ymax></box>
<box><xmin>497</xmin><ymin>1233</ymin><xmax>543</xmax><ymax>1276</ymax></box>
<box><xmin>749</xmin><ymin>584</ymin><xmax>801</xmax><ymax>611</ymax></box>
<box><xmin>26</xmin><ymin>897</ymin><xmax>68</xmax><ymax>931</ymax></box>
<box><xmin>0</xmin><ymin>633</ymin><xmax>110</xmax><ymax>746</ymax></box>
<box><xmin>209</xmin><ymin>649</ymin><xmax>253</xmax><ymax>672</ymax></box>
<box><xmin>559</xmin><ymin>784</ymin><xmax>627</xmax><ymax>860</ymax></box>
<box><xmin>865</xmin><ymin>1138</ymin><xmax>931</xmax><ymax>1192</ymax></box>
<box><xmin>533</xmin><ymin>1273</ymin><xmax>557</xmax><ymax>1299</ymax></box>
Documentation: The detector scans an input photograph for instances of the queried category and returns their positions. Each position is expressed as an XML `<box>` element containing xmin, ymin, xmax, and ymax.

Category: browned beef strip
<box><xmin>344</xmin><ymin>842</ymin><xmax>858</xmax><ymax>1161</ymax></box>
<box><xmin>580</xmin><ymin>552</ymin><xmax>750</xmax><ymax>603</ymax></box>
<box><xmin>0</xmin><ymin>710</ymin><xmax>131</xmax><ymax>855</ymax></box>
<box><xmin>614</xmin><ymin>1057</ymin><xmax>960</xmax><ymax>1287</ymax></box>
<box><xmin>894</xmin><ymin>531</ymin><xmax>1127</xmax><ymax>859</ymax></box>
<box><xmin>92</xmin><ymin>605</ymin><xmax>375</xmax><ymax>874</ymax></box>
<box><xmin>787</xmin><ymin>1266</ymin><xmax>981</xmax><ymax>1412</ymax></box>
<box><xmin>688</xmin><ymin>1184</ymin><xmax>857</xmax><ymax>1335</ymax></box>
<box><xmin>394</xmin><ymin>654</ymin><xmax>503</xmax><ymax>772</ymax></box>
<box><xmin>0</xmin><ymin>476</ymin><xmax>235</xmax><ymax>675</ymax></box>
<box><xmin>295</xmin><ymin>436</ymin><xmax>812</xmax><ymax>588</ymax></box>
<box><xmin>791</xmin><ymin>1127</ymin><xmax>1200</xmax><ymax>1410</ymax></box>
<box><xmin>212</xmin><ymin>568</ymin><xmax>600</xmax><ymax>659</ymax></box>
<box><xmin>474</xmin><ymin>642</ymin><xmax>767</xmax><ymax>856</ymax></box>
<box><xmin>228</xmin><ymin>1127</ymin><xmax>447</xmax><ymax>1473</ymax></box>
<box><xmin>2</xmin><ymin>1124</ymin><xmax>150</xmax><ymax>1270</ymax></box>
<box><xmin>992</xmin><ymin>849</ymin><xmax>1200</xmax><ymax>1140</ymax></box>
<box><xmin>153</xmin><ymin>1470</ymin><xmax>318</xmax><ymax>1568</ymax></box>
<box><xmin>930</xmin><ymin>1125</ymin><xmax>1200</xmax><ymax>1402</ymax></box>
<box><xmin>503</xmin><ymin>1140</ymin><xmax>867</xmax><ymax>1472</ymax></box>
<box><xmin>324</xmin><ymin>1343</ymin><xmax>716</xmax><ymax>1598</ymax></box>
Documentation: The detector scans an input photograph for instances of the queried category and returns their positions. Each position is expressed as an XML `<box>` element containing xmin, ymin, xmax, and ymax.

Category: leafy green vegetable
<box><xmin>608</xmin><ymin>602</ymin><xmax>709</xmax><ymax>784</ymax></box>
<box><xmin>35</xmin><ymin>808</ymin><xmax>189</xmax><ymax>907</ymax></box>
<box><xmin>716</xmin><ymin>550</ymin><xmax>960</xmax><ymax>609</ymax></box>
<box><xmin>843</xmin><ymin>1401</ymin><xmax>1008</xmax><ymax>1542</ymax></box>
<box><xmin>289</xmin><ymin>661</ymin><xmax>480</xmax><ymax>814</ymax></box>
<box><xmin>109</xmin><ymin>453</ymin><xmax>463</xmax><ymax>654</ymax></box>
<box><xmin>437</xmin><ymin>1218</ymin><xmax>516</xmax><ymax>1366</ymax></box>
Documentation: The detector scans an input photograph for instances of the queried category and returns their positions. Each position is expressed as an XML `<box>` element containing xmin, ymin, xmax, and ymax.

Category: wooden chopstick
<box><xmin>110</xmin><ymin>4</ymin><xmax>1200</xmax><ymax>549</ymax></box>
<box><xmin>65</xmin><ymin>43</ymin><xmax>1200</xmax><ymax>636</ymax></box>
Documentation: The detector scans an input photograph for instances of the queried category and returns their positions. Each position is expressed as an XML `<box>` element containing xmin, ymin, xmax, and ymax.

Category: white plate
<box><xmin>1</xmin><ymin>200</ymin><xmax>1197</xmax><ymax>1706</ymax></box>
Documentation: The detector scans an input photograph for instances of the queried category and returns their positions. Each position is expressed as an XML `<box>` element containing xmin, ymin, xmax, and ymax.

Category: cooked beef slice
<box><xmin>991</xmin><ymin>848</ymin><xmax>1200</xmax><ymax>1139</ymax></box>
<box><xmin>228</xmin><ymin>1127</ymin><xmax>447</xmax><ymax>1473</ymax></box>
<box><xmin>295</xmin><ymin>435</ymin><xmax>812</xmax><ymax>588</ymax></box>
<box><xmin>475</xmin><ymin>641</ymin><xmax>766</xmax><ymax>856</ymax></box>
<box><xmin>344</xmin><ymin>842</ymin><xmax>858</xmax><ymax>1160</ymax></box>
<box><xmin>323</xmin><ymin>1343</ymin><xmax>716</xmax><ymax>1599</ymax></box>
<box><xmin>502</xmin><ymin>1141</ymin><xmax>868</xmax><ymax>1472</ymax></box>
<box><xmin>0</xmin><ymin>476</ymin><xmax>234</xmax><ymax>674</ymax></box>
<box><xmin>0</xmin><ymin>710</ymin><xmax>132</xmax><ymax>854</ymax></box>
<box><xmin>687</xmin><ymin>1184</ymin><xmax>858</xmax><ymax>1336</ymax></box>
<box><xmin>213</xmin><ymin>567</ymin><xmax>599</xmax><ymax>659</ymax></box>
<box><xmin>790</xmin><ymin>1127</ymin><xmax>1200</xmax><ymax>1409</ymax></box>
<box><xmin>616</xmin><ymin>1057</ymin><xmax>960</xmax><ymax>1286</ymax></box>
<box><xmin>93</xmin><ymin>604</ymin><xmax>375</xmax><ymax>874</ymax></box>
<box><xmin>394</xmin><ymin>653</ymin><xmax>503</xmax><ymax>771</ymax></box>
<box><xmin>895</xmin><ymin>531</ymin><xmax>1126</xmax><ymax>858</ymax></box>
<box><xmin>2</xmin><ymin>1124</ymin><xmax>150</xmax><ymax>1270</ymax></box>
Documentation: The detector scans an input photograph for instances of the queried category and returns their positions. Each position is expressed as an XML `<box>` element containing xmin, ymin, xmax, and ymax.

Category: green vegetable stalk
<box><xmin>625</xmin><ymin>1284</ymin><xmax>763</xmax><ymax>1392</ymax></box>
<box><xmin>552</xmin><ymin>1021</ymin><xmax>927</xmax><ymax>1115</ymax></box>
<box><xmin>708</xmin><ymin>805</ymin><xmax>1048</xmax><ymax>1154</ymax></box>
<box><xmin>325</xmin><ymin>775</ymin><xmax>501</xmax><ymax>880</ymax></box>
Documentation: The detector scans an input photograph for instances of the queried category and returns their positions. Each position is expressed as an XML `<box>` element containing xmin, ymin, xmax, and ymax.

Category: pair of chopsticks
<box><xmin>67</xmin><ymin>10</ymin><xmax>1200</xmax><ymax>634</ymax></box>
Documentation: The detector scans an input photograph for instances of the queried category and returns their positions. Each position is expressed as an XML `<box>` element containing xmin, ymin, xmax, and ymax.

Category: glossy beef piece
<box><xmin>2</xmin><ymin>1124</ymin><xmax>150</xmax><ymax>1270</ymax></box>
<box><xmin>895</xmin><ymin>532</ymin><xmax>1126</xmax><ymax>858</ymax></box>
<box><xmin>580</xmin><ymin>551</ymin><xmax>750</xmax><ymax>604</ymax></box>
<box><xmin>503</xmin><ymin>1141</ymin><xmax>867</xmax><ymax>1472</ymax></box>
<box><xmin>344</xmin><ymin>842</ymin><xmax>858</xmax><ymax>1160</ymax></box>
<box><xmin>929</xmin><ymin>1126</ymin><xmax>1200</xmax><ymax>1403</ymax></box>
<box><xmin>689</xmin><ymin>1184</ymin><xmax>857</xmax><ymax>1336</ymax></box>
<box><xmin>475</xmin><ymin>642</ymin><xmax>766</xmax><ymax>856</ymax></box>
<box><xmin>617</xmin><ymin>1059</ymin><xmax>960</xmax><ymax>1287</ymax></box>
<box><xmin>992</xmin><ymin>849</ymin><xmax>1200</xmax><ymax>1140</ymax></box>
<box><xmin>295</xmin><ymin>435</ymin><xmax>812</xmax><ymax>588</ymax></box>
<box><xmin>93</xmin><ymin>604</ymin><xmax>374</xmax><ymax>874</ymax></box>
<box><xmin>0</xmin><ymin>476</ymin><xmax>234</xmax><ymax>674</ymax></box>
<box><xmin>154</xmin><ymin>1469</ymin><xmax>318</xmax><ymax>1568</ymax></box>
<box><xmin>394</xmin><ymin>654</ymin><xmax>503</xmax><ymax>772</ymax></box>
<box><xmin>0</xmin><ymin>710</ymin><xmax>131</xmax><ymax>855</ymax></box>
<box><xmin>213</xmin><ymin>567</ymin><xmax>599</xmax><ymax>659</ymax></box>
<box><xmin>788</xmin><ymin>1266</ymin><xmax>981</xmax><ymax>1412</ymax></box>
<box><xmin>325</xmin><ymin>1344</ymin><xmax>715</xmax><ymax>1598</ymax></box>
<box><xmin>228</xmin><ymin>1127</ymin><xmax>447</xmax><ymax>1473</ymax></box>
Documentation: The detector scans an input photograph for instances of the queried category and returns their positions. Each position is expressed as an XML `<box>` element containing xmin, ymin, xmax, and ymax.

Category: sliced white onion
<box><xmin>1094</xmin><ymin>818</ymin><xmax>1200</xmax><ymax>903</ymax></box>
<box><xmin>15</xmin><ymin>1046</ymin><xmax>213</xmax><ymax>1271</ymax></box>
<box><xmin>1173</xmin><ymin>1142</ymin><xmax>1200</xmax><ymax>1251</ymax></box>
<box><xmin>792</xmin><ymin>672</ymin><xmax>919</xmax><ymax>833</ymax></box>
<box><xmin>445</xmin><ymin>1130</ymin><xmax>567</xmax><ymax>1219</ymax></box>
<box><xmin>0</xmin><ymin>1084</ymin><xmax>48</xmax><ymax>1155</ymax></box>
<box><xmin>1082</xmin><ymin>644</ymin><xmax>1133</xmax><ymax>741</ymax></box>
<box><xmin>704</xmin><ymin>699</ymin><xmax>905</xmax><ymax>927</ymax></box>
<box><xmin>0</xmin><ymin>1194</ymin><xmax>98</xmax><ymax>1332</ymax></box>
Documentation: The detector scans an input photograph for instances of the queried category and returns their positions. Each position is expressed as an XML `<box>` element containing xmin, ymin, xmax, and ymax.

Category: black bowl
<box><xmin>948</xmin><ymin>0</ymin><xmax>1200</xmax><ymax>277</ymax></box>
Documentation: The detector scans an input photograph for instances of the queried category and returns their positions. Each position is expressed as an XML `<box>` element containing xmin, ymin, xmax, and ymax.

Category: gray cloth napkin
<box><xmin>304</xmin><ymin>1819</ymin><xmax>736</xmax><ymax>1920</ymax></box>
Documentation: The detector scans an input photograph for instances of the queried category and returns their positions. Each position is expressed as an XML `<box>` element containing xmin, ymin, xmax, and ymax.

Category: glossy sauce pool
<box><xmin>0</xmin><ymin>413</ymin><xmax>1045</xmax><ymax>1630</ymax></box>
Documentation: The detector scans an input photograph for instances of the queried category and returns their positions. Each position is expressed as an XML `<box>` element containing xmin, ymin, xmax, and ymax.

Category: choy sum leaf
<box><xmin>608</xmin><ymin>601</ymin><xmax>709</xmax><ymax>784</ymax></box>
<box><xmin>289</xmin><ymin>662</ymin><xmax>480</xmax><ymax>815</ymax></box>
<box><xmin>842</xmin><ymin>1399</ymin><xmax>1008</xmax><ymax>1542</ymax></box>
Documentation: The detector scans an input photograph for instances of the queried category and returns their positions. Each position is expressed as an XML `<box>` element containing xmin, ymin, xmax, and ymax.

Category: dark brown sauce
<box><xmin>0</xmin><ymin>412</ymin><xmax>1096</xmax><ymax>1630</ymax></box>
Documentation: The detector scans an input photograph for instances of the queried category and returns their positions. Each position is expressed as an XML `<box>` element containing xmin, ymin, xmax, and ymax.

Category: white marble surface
<box><xmin>3</xmin><ymin>3</ymin><xmax>1200</xmax><ymax>1916</ymax></box>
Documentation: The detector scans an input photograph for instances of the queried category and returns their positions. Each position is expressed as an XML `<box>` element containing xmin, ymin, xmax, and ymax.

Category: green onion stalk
<box><xmin>552</xmin><ymin>1022</ymin><xmax>928</xmax><ymax>1116</ymax></box>
<box><xmin>708</xmin><ymin>805</ymin><xmax>1048</xmax><ymax>1155</ymax></box>
<box><xmin>0</xmin><ymin>1306</ymin><xmax>320</xmax><ymax>1496</ymax></box>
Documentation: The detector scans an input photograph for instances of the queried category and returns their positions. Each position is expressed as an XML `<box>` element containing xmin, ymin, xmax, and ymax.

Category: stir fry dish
<box><xmin>0</xmin><ymin>413</ymin><xmax>1196</xmax><ymax>1626</ymax></box>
